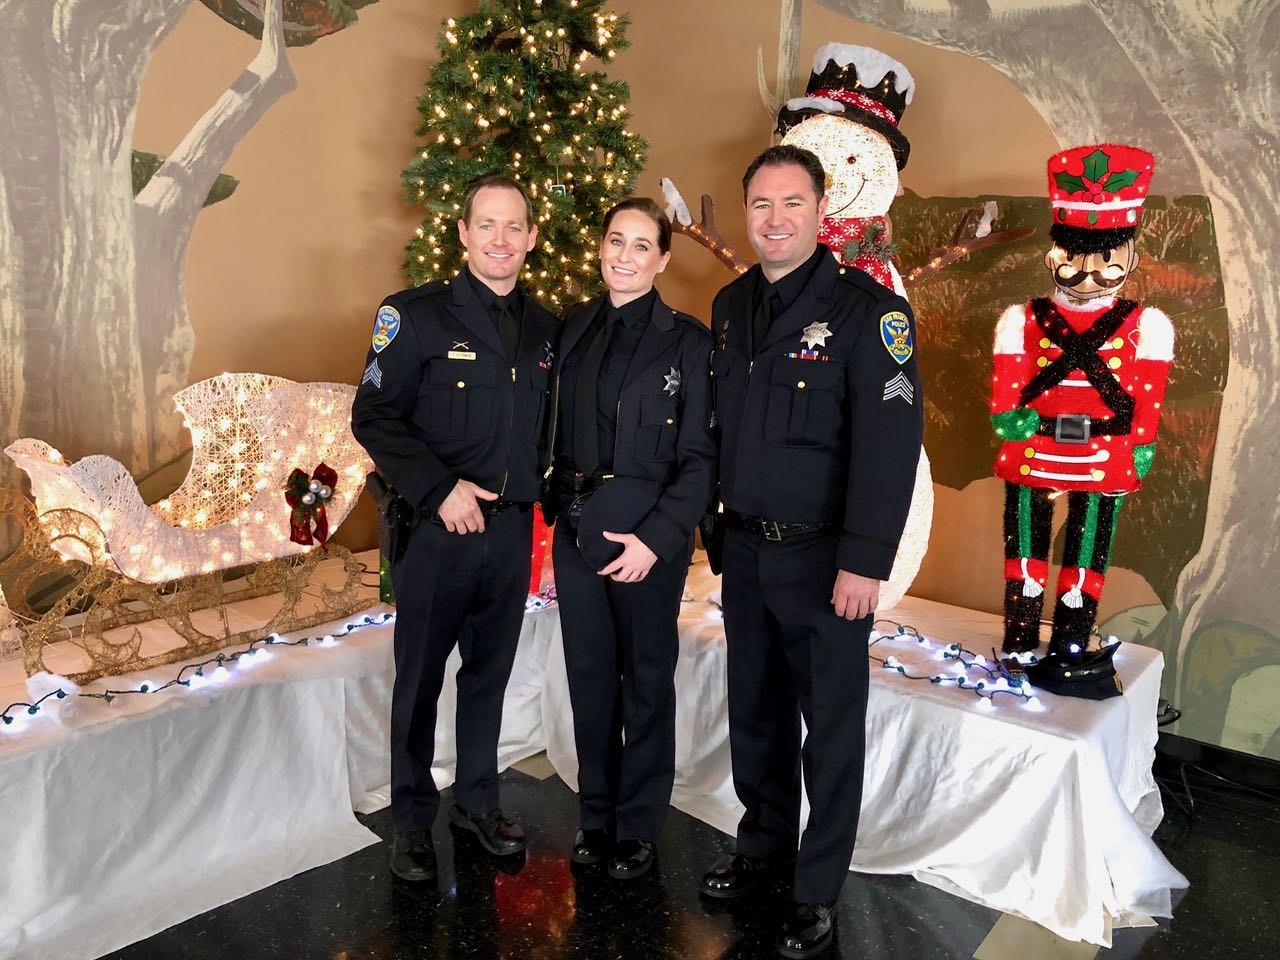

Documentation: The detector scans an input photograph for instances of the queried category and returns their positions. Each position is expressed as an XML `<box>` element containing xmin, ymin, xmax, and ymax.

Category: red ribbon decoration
<box><xmin>284</xmin><ymin>462</ymin><xmax>339</xmax><ymax>547</ymax></box>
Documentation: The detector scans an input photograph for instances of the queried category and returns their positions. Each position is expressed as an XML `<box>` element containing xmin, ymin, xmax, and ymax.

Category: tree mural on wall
<box><xmin>0</xmin><ymin>0</ymin><xmax>380</xmax><ymax>486</ymax></box>
<box><xmin>813</xmin><ymin>0</ymin><xmax>1278</xmax><ymax>752</ymax></box>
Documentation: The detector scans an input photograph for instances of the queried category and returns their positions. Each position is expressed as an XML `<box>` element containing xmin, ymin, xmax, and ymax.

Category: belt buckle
<box><xmin>763</xmin><ymin>520</ymin><xmax>783</xmax><ymax>542</ymax></box>
<box><xmin>1054</xmin><ymin>413</ymin><xmax>1091</xmax><ymax>445</ymax></box>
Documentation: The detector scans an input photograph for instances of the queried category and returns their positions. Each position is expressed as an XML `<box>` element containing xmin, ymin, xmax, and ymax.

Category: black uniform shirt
<box><xmin>555</xmin><ymin>289</ymin><xmax>656</xmax><ymax>472</ymax></box>
<box><xmin>752</xmin><ymin>245</ymin><xmax>826</xmax><ymax>352</ymax></box>
<box><xmin>464</xmin><ymin>266</ymin><xmax>524</xmax><ymax>359</ymax></box>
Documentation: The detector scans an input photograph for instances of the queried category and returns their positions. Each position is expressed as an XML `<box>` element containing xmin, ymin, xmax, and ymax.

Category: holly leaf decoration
<box><xmin>1054</xmin><ymin>171</ymin><xmax>1087</xmax><ymax>194</ymax></box>
<box><xmin>1104</xmin><ymin>168</ymin><xmax>1140</xmax><ymax>191</ymax></box>
<box><xmin>1087</xmin><ymin>211</ymin><xmax>1099</xmax><ymax>225</ymax></box>
<box><xmin>1082</xmin><ymin>148</ymin><xmax>1111</xmax><ymax>182</ymax></box>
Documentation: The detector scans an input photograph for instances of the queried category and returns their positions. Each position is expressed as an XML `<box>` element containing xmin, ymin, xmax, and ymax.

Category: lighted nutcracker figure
<box><xmin>993</xmin><ymin>144</ymin><xmax>1173</xmax><ymax>658</ymax></box>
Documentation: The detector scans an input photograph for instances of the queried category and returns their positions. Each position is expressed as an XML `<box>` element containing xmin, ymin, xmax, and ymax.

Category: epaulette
<box><xmin>834</xmin><ymin>264</ymin><xmax>900</xmax><ymax>303</ymax></box>
<box><xmin>674</xmin><ymin>311</ymin><xmax>712</xmax><ymax>337</ymax></box>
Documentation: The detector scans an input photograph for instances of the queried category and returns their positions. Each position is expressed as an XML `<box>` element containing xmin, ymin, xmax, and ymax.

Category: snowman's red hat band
<box><xmin>811</xmin><ymin>88</ymin><xmax>898</xmax><ymax>127</ymax></box>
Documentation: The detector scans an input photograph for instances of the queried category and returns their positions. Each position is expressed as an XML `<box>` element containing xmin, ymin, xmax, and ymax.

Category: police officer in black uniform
<box><xmin>351</xmin><ymin>175</ymin><xmax>559</xmax><ymax>882</ymax></box>
<box><xmin>544</xmin><ymin>198</ymin><xmax>714</xmax><ymax>880</ymax></box>
<box><xmin>698</xmin><ymin>146</ymin><xmax>923</xmax><ymax>958</ymax></box>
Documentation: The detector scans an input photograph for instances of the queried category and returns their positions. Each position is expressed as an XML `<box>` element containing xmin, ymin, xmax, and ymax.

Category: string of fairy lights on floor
<box><xmin>0</xmin><ymin>611</ymin><xmax>397</xmax><ymax>728</ymax></box>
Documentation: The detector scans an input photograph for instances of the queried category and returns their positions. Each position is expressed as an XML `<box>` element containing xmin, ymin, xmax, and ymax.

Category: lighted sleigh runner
<box><xmin>1</xmin><ymin>373</ymin><xmax>373</xmax><ymax>685</ymax></box>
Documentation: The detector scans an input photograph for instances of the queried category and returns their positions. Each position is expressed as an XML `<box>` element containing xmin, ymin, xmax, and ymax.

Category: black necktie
<box><xmin>493</xmin><ymin>294</ymin><xmax>520</xmax><ymax>362</ymax></box>
<box><xmin>573</xmin><ymin>309</ymin><xmax>619</xmax><ymax>475</ymax></box>
<box><xmin>752</xmin><ymin>285</ymin><xmax>782</xmax><ymax>353</ymax></box>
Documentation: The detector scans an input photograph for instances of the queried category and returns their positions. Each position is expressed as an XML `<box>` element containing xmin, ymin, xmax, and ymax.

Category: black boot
<box><xmin>608</xmin><ymin>839</ymin><xmax>656</xmax><ymax>879</ymax></box>
<box><xmin>449</xmin><ymin>804</ymin><xmax>527</xmax><ymax>856</ymax></box>
<box><xmin>571</xmin><ymin>827</ymin><xmax>613</xmax><ymax>865</ymax></box>
<box><xmin>389</xmin><ymin>829</ymin><xmax>437</xmax><ymax>882</ymax></box>
<box><xmin>776</xmin><ymin>901</ymin><xmax>835</xmax><ymax>958</ymax></box>
<box><xmin>700</xmin><ymin>852</ymin><xmax>793</xmax><ymax>899</ymax></box>
<box><xmin>1049</xmin><ymin>592</ymin><xmax>1099</xmax><ymax>657</ymax></box>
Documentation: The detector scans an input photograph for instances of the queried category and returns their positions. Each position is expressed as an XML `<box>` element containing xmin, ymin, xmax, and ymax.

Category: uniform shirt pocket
<box><xmin>427</xmin><ymin>357</ymin><xmax>497</xmax><ymax>440</ymax></box>
<box><xmin>635</xmin><ymin>393</ymin><xmax>678</xmax><ymax>463</ymax></box>
<box><xmin>764</xmin><ymin>356</ymin><xmax>844</xmax><ymax>448</ymax></box>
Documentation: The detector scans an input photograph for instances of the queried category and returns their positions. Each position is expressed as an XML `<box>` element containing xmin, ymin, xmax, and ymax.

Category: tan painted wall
<box><xmin>135</xmin><ymin>0</ymin><xmax>1156</xmax><ymax>619</ymax></box>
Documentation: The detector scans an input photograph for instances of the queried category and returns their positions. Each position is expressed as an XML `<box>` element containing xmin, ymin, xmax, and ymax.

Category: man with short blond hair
<box><xmin>352</xmin><ymin>175</ymin><xmax>558</xmax><ymax>881</ymax></box>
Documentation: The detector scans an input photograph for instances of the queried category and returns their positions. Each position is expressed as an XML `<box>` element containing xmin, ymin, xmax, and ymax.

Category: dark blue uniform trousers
<box><xmin>722</xmin><ymin>525</ymin><xmax>872</xmax><ymax>905</ymax></box>
<box><xmin>552</xmin><ymin>521</ymin><xmax>691</xmax><ymax>842</ymax></box>
<box><xmin>389</xmin><ymin>505</ymin><xmax>533</xmax><ymax>832</ymax></box>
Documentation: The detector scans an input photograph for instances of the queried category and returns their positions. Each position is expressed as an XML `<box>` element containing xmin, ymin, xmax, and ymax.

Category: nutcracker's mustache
<box><xmin>1055</xmin><ymin>265</ymin><xmax>1126</xmax><ymax>289</ymax></box>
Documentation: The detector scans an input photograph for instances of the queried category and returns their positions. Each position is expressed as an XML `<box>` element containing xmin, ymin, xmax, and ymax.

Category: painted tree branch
<box><xmin>661</xmin><ymin>178</ymin><xmax>752</xmax><ymax>275</ymax></box>
<box><xmin>901</xmin><ymin>205</ymin><xmax>1035</xmax><ymax>287</ymax></box>
<box><xmin>135</xmin><ymin>0</ymin><xmax>296</xmax><ymax>234</ymax></box>
<box><xmin>133</xmin><ymin>0</ymin><xmax>298</xmax><ymax>462</ymax></box>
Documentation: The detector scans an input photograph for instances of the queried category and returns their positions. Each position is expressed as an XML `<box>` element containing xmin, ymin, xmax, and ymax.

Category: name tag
<box><xmin>447</xmin><ymin>350</ymin><xmax>477</xmax><ymax>361</ymax></box>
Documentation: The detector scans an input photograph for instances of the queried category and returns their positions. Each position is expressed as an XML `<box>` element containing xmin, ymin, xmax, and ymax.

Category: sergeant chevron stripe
<box><xmin>882</xmin><ymin>371</ymin><xmax>914</xmax><ymax>404</ymax></box>
<box><xmin>361</xmin><ymin>358</ymin><xmax>383</xmax><ymax>389</ymax></box>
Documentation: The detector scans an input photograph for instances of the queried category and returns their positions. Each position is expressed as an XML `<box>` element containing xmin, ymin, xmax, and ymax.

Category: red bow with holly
<box><xmin>285</xmin><ymin>462</ymin><xmax>338</xmax><ymax>546</ymax></box>
<box><xmin>818</xmin><ymin>215</ymin><xmax>897</xmax><ymax>290</ymax></box>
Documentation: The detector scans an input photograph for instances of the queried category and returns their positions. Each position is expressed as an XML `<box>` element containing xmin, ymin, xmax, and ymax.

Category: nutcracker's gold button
<box><xmin>1113</xmin><ymin>337</ymin><xmax>1125</xmax><ymax>349</ymax></box>
<box><xmin>797</xmin><ymin>381</ymin><xmax>806</xmax><ymax>389</ymax></box>
<box><xmin>1037</xmin><ymin>356</ymin><xmax>1049</xmax><ymax>368</ymax></box>
<box><xmin>1064</xmin><ymin>671</ymin><xmax>1073</xmax><ymax>678</ymax></box>
<box><xmin>456</xmin><ymin>380</ymin><xmax>465</xmax><ymax>388</ymax></box>
<box><xmin>838</xmin><ymin>268</ymin><xmax>847</xmax><ymax>275</ymax></box>
<box><xmin>1020</xmin><ymin>464</ymin><xmax>1032</xmax><ymax>476</ymax></box>
<box><xmin>1109</xmin><ymin>357</ymin><xmax>1122</xmax><ymax>369</ymax></box>
<box><xmin>665</xmin><ymin>418</ymin><xmax>674</xmax><ymax>425</ymax></box>
<box><xmin>1024</xmin><ymin>447</ymin><xmax>1036</xmax><ymax>458</ymax></box>
<box><xmin>1039</xmin><ymin>337</ymin><xmax>1051</xmax><ymax>349</ymax></box>
<box><xmin>1091</xmin><ymin>469</ymin><xmax>1105</xmax><ymax>481</ymax></box>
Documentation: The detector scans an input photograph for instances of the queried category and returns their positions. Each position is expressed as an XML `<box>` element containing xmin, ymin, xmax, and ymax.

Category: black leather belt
<box><xmin>724</xmin><ymin>510</ymin><xmax>831</xmax><ymax>542</ymax></box>
<box><xmin>1036</xmin><ymin>412</ymin><xmax>1130</xmax><ymax>443</ymax></box>
<box><xmin>423</xmin><ymin>496</ymin><xmax>527</xmax><ymax>524</ymax></box>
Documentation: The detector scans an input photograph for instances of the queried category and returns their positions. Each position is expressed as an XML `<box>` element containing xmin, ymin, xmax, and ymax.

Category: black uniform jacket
<box><xmin>711</xmin><ymin>252</ymin><xmax>923</xmax><ymax>581</ymax></box>
<box><xmin>351</xmin><ymin>271</ymin><xmax>560</xmax><ymax>511</ymax></box>
<box><xmin>547</xmin><ymin>291</ymin><xmax>716</xmax><ymax>563</ymax></box>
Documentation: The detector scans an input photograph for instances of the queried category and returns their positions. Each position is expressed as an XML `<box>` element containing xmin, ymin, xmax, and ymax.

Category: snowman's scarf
<box><xmin>818</xmin><ymin>215</ymin><xmax>894</xmax><ymax>290</ymax></box>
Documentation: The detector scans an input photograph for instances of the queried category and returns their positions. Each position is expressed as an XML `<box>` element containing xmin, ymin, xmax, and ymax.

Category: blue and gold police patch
<box><xmin>371</xmin><ymin>305</ymin><xmax>401</xmax><ymax>354</ymax></box>
<box><xmin>879</xmin><ymin>311</ymin><xmax>913</xmax><ymax>365</ymax></box>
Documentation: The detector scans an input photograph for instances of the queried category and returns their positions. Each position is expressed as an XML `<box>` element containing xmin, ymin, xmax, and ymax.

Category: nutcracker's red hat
<box><xmin>1047</xmin><ymin>143</ymin><xmax>1155</xmax><ymax>231</ymax></box>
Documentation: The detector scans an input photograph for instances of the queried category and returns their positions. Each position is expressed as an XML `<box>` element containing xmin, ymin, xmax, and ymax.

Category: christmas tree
<box><xmin>403</xmin><ymin>0</ymin><xmax>648</xmax><ymax>308</ymax></box>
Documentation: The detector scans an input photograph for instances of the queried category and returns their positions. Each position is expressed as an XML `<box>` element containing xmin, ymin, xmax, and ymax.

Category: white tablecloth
<box><xmin>0</xmin><ymin>551</ymin><xmax>552</xmax><ymax>960</ymax></box>
<box><xmin>542</xmin><ymin>562</ymin><xmax>1188</xmax><ymax>947</ymax></box>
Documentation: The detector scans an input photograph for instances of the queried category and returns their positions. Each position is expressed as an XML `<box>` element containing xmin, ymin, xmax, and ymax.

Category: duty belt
<box><xmin>724</xmin><ymin>510</ymin><xmax>832</xmax><ymax>542</ymax></box>
<box><xmin>423</xmin><ymin>496</ymin><xmax>526</xmax><ymax>524</ymax></box>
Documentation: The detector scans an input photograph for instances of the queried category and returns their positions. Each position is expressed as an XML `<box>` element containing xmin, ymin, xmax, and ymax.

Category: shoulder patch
<box><xmin>879</xmin><ymin>310</ymin><xmax>913</xmax><ymax>365</ymax></box>
<box><xmin>994</xmin><ymin>303</ymin><xmax>1028</xmax><ymax>355</ymax></box>
<box><xmin>371</xmin><ymin>305</ymin><xmax>401</xmax><ymax>353</ymax></box>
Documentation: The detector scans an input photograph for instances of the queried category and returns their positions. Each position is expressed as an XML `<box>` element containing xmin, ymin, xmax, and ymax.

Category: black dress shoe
<box><xmin>776</xmin><ymin>901</ymin><xmax>835</xmax><ymax>959</ymax></box>
<box><xmin>700</xmin><ymin>852</ymin><xmax>792</xmax><ymax>899</ymax></box>
<box><xmin>389</xmin><ymin>830</ymin><xmax>437</xmax><ymax>882</ymax></box>
<box><xmin>448</xmin><ymin>804</ymin><xmax>527</xmax><ymax>856</ymax></box>
<box><xmin>571</xmin><ymin>827</ymin><xmax>613</xmax><ymax>865</ymax></box>
<box><xmin>608</xmin><ymin>839</ymin><xmax>656</xmax><ymax>879</ymax></box>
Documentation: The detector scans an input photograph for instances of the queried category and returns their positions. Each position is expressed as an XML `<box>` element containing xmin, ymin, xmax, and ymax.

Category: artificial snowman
<box><xmin>778</xmin><ymin>43</ymin><xmax>914</xmax><ymax>296</ymax></box>
<box><xmin>775</xmin><ymin>43</ymin><xmax>932</xmax><ymax>609</ymax></box>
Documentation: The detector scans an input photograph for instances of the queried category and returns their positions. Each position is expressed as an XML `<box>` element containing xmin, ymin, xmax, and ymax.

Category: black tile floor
<box><xmin>104</xmin><ymin>763</ymin><xmax>1280</xmax><ymax>960</ymax></box>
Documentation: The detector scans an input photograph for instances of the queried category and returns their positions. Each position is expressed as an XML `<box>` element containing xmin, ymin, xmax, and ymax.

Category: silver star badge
<box><xmin>801</xmin><ymin>322</ymin><xmax>832</xmax><ymax>349</ymax></box>
<box><xmin>663</xmin><ymin>366</ymin><xmax>681</xmax><ymax>396</ymax></box>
